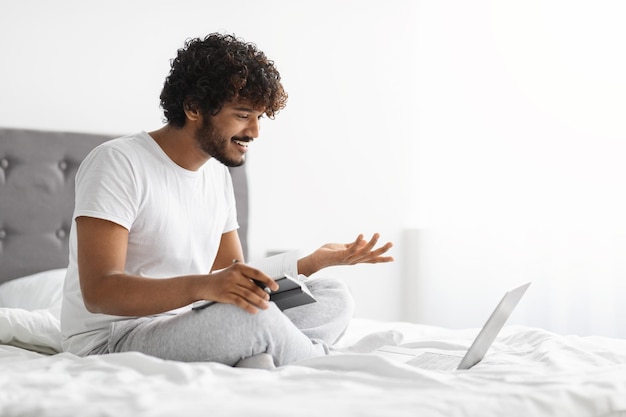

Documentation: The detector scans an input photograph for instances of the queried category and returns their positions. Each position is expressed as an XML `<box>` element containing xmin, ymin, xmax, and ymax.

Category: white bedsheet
<box><xmin>2</xmin><ymin>318</ymin><xmax>626</xmax><ymax>417</ymax></box>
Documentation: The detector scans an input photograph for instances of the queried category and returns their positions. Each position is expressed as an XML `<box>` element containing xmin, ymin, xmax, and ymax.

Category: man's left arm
<box><xmin>211</xmin><ymin>230</ymin><xmax>245</xmax><ymax>271</ymax></box>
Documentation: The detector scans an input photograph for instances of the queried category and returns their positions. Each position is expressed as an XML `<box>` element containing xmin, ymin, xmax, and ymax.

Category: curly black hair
<box><xmin>160</xmin><ymin>33</ymin><xmax>288</xmax><ymax>128</ymax></box>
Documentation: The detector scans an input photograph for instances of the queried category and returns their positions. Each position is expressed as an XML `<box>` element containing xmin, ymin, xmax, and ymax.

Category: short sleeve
<box><xmin>73</xmin><ymin>144</ymin><xmax>139</xmax><ymax>230</ymax></box>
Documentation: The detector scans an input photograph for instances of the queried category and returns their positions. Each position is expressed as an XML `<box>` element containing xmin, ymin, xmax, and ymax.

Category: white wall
<box><xmin>2</xmin><ymin>0</ymin><xmax>625</xmax><ymax>337</ymax></box>
<box><xmin>244</xmin><ymin>2</ymin><xmax>417</xmax><ymax>321</ymax></box>
<box><xmin>409</xmin><ymin>1</ymin><xmax>626</xmax><ymax>338</ymax></box>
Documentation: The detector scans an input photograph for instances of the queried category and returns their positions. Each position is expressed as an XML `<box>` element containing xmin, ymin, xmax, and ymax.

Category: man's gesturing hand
<box><xmin>298</xmin><ymin>233</ymin><xmax>394</xmax><ymax>276</ymax></box>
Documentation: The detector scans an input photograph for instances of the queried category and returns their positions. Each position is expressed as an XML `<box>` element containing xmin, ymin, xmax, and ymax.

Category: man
<box><xmin>60</xmin><ymin>33</ymin><xmax>393</xmax><ymax>368</ymax></box>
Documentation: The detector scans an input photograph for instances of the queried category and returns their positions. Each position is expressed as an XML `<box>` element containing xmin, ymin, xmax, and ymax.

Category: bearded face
<box><xmin>193</xmin><ymin>102</ymin><xmax>262</xmax><ymax>167</ymax></box>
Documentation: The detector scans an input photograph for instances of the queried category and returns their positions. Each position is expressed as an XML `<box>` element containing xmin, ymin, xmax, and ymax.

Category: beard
<box><xmin>194</xmin><ymin>116</ymin><xmax>248</xmax><ymax>167</ymax></box>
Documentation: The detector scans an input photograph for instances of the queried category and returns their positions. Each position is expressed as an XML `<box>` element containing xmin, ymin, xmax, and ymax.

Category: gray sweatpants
<box><xmin>93</xmin><ymin>276</ymin><xmax>354</xmax><ymax>367</ymax></box>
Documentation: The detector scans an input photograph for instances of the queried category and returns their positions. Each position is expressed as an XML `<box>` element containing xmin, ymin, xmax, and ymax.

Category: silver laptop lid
<box><xmin>457</xmin><ymin>282</ymin><xmax>531</xmax><ymax>370</ymax></box>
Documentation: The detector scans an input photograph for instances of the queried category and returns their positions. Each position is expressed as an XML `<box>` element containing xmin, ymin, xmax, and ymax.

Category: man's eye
<box><xmin>237</xmin><ymin>114</ymin><xmax>249</xmax><ymax>119</ymax></box>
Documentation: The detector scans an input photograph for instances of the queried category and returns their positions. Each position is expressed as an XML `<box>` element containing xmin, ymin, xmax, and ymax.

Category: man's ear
<box><xmin>183</xmin><ymin>100</ymin><xmax>201</xmax><ymax>122</ymax></box>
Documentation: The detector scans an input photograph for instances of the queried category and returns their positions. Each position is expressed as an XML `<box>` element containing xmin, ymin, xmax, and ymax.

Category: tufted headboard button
<box><xmin>56</xmin><ymin>228</ymin><xmax>67</xmax><ymax>240</ymax></box>
<box><xmin>58</xmin><ymin>160</ymin><xmax>68</xmax><ymax>171</ymax></box>
<box><xmin>0</xmin><ymin>229</ymin><xmax>6</xmax><ymax>240</ymax></box>
<box><xmin>0</xmin><ymin>158</ymin><xmax>8</xmax><ymax>170</ymax></box>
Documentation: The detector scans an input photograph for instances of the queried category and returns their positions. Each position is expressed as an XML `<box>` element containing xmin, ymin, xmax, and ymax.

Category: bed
<box><xmin>1</xmin><ymin>127</ymin><xmax>626</xmax><ymax>417</ymax></box>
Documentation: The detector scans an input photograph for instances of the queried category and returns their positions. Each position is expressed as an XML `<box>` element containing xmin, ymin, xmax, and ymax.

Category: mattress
<box><xmin>2</xmin><ymin>271</ymin><xmax>626</xmax><ymax>417</ymax></box>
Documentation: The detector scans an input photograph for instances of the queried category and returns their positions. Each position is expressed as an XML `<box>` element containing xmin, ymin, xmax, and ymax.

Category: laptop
<box><xmin>374</xmin><ymin>282</ymin><xmax>530</xmax><ymax>371</ymax></box>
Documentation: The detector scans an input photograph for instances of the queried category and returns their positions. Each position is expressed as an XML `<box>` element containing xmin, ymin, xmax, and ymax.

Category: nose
<box><xmin>245</xmin><ymin>117</ymin><xmax>260</xmax><ymax>138</ymax></box>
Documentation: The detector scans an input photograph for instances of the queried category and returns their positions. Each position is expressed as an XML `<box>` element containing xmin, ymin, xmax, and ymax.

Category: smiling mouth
<box><xmin>232</xmin><ymin>137</ymin><xmax>253</xmax><ymax>149</ymax></box>
<box><xmin>233</xmin><ymin>139</ymin><xmax>249</xmax><ymax>148</ymax></box>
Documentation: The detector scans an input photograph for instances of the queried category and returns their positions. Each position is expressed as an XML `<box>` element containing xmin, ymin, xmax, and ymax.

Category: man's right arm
<box><xmin>76</xmin><ymin>216</ymin><xmax>275</xmax><ymax>316</ymax></box>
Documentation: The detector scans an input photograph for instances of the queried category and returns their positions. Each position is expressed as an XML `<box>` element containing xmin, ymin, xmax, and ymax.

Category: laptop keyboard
<box><xmin>406</xmin><ymin>352</ymin><xmax>461</xmax><ymax>370</ymax></box>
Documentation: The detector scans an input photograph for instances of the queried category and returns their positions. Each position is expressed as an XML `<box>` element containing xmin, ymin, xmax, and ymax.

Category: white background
<box><xmin>1</xmin><ymin>0</ymin><xmax>625</xmax><ymax>337</ymax></box>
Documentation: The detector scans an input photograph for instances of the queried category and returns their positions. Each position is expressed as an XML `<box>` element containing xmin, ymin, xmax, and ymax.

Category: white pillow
<box><xmin>0</xmin><ymin>268</ymin><xmax>66</xmax><ymax>315</ymax></box>
<box><xmin>0</xmin><ymin>307</ymin><xmax>62</xmax><ymax>354</ymax></box>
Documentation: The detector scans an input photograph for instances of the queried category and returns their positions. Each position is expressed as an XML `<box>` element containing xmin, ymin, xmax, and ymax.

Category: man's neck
<box><xmin>148</xmin><ymin>125</ymin><xmax>210</xmax><ymax>171</ymax></box>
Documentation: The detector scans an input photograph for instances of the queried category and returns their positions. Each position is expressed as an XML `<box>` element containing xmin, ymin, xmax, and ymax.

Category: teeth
<box><xmin>234</xmin><ymin>140</ymin><xmax>250</xmax><ymax>148</ymax></box>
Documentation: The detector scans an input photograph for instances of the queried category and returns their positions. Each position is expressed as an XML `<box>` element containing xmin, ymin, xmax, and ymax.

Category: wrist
<box><xmin>298</xmin><ymin>250</ymin><xmax>331</xmax><ymax>277</ymax></box>
<box><xmin>297</xmin><ymin>254</ymin><xmax>318</xmax><ymax>277</ymax></box>
<box><xmin>188</xmin><ymin>274</ymin><xmax>211</xmax><ymax>302</ymax></box>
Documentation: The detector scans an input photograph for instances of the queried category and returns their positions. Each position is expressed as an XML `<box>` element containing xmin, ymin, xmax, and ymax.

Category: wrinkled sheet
<box><xmin>2</xmin><ymin>319</ymin><xmax>626</xmax><ymax>417</ymax></box>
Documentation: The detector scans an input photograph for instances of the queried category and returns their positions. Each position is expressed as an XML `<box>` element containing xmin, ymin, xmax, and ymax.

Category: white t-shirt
<box><xmin>61</xmin><ymin>131</ymin><xmax>239</xmax><ymax>356</ymax></box>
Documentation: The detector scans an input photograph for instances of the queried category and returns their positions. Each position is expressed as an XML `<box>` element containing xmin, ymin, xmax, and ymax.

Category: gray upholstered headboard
<box><xmin>0</xmin><ymin>127</ymin><xmax>248</xmax><ymax>285</ymax></box>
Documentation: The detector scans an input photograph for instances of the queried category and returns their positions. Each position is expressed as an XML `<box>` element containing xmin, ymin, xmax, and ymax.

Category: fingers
<box><xmin>364</xmin><ymin>241</ymin><xmax>394</xmax><ymax>263</ymax></box>
<box><xmin>345</xmin><ymin>233</ymin><xmax>368</xmax><ymax>257</ymax></box>
<box><xmin>231</xmin><ymin>264</ymin><xmax>277</xmax><ymax>310</ymax></box>
<box><xmin>362</xmin><ymin>233</ymin><xmax>381</xmax><ymax>252</ymax></box>
<box><xmin>346</xmin><ymin>233</ymin><xmax>394</xmax><ymax>265</ymax></box>
<box><xmin>234</xmin><ymin>263</ymin><xmax>279</xmax><ymax>292</ymax></box>
<box><xmin>228</xmin><ymin>283</ymin><xmax>271</xmax><ymax>314</ymax></box>
<box><xmin>206</xmin><ymin>264</ymin><xmax>279</xmax><ymax>314</ymax></box>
